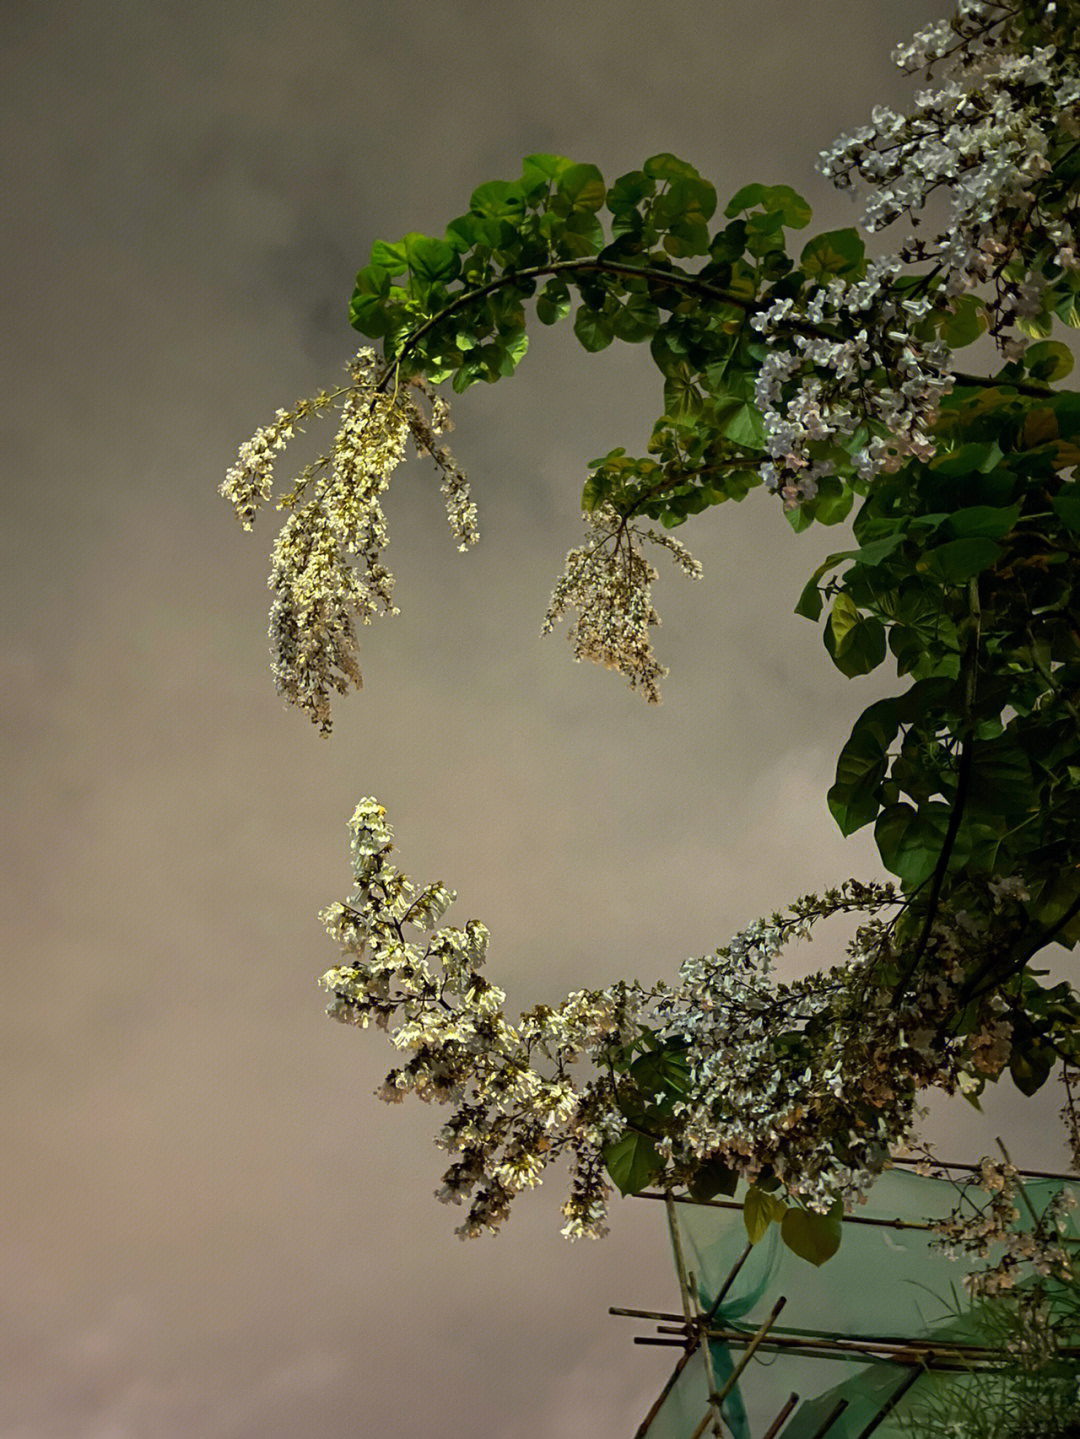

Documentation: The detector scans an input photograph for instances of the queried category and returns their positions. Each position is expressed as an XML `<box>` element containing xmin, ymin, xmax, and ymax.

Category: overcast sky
<box><xmin>4</xmin><ymin>4</ymin><xmax>1076</xmax><ymax>1437</ymax></box>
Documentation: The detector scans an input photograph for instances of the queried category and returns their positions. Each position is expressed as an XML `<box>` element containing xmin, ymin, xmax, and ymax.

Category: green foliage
<box><xmin>323</xmin><ymin>144</ymin><xmax>1080</xmax><ymax>1258</ymax></box>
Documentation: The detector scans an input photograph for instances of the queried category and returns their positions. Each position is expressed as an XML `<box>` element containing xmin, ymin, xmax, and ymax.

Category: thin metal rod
<box><xmin>633</xmin><ymin>1336</ymin><xmax>687</xmax><ymax>1347</ymax></box>
<box><xmin>807</xmin><ymin>1398</ymin><xmax>848</xmax><ymax>1439</ymax></box>
<box><xmin>761</xmin><ymin>1392</ymin><xmax>799</xmax><ymax>1439</ymax></box>
<box><xmin>851</xmin><ymin>1364</ymin><xmax>926</xmax><ymax>1439</ymax></box>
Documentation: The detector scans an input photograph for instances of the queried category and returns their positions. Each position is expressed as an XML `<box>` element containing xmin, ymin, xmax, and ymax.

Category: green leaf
<box><xmin>350</xmin><ymin>264</ymin><xmax>394</xmax><ymax>336</ymax></box>
<box><xmin>825</xmin><ymin>595</ymin><xmax>887</xmax><ymax>677</ymax></box>
<box><xmin>794</xmin><ymin>576</ymin><xmax>823</xmax><ymax>621</ymax></box>
<box><xmin>520</xmin><ymin>152</ymin><xmax>574</xmax><ymax>196</ymax></box>
<box><xmin>936</xmin><ymin>295</ymin><xmax>987</xmax><ymax>349</ymax></box>
<box><xmin>1025</xmin><ymin>339</ymin><xmax>1074</xmax><ymax>382</ymax></box>
<box><xmin>573</xmin><ymin>304</ymin><xmax>614</xmax><ymax>353</ymax></box>
<box><xmin>370</xmin><ymin>240</ymin><xmax>409</xmax><ymax>276</ymax></box>
<box><xmin>781</xmin><ymin>1203</ymin><xmax>843</xmax><ymax>1266</ymax></box>
<box><xmin>1055</xmin><ymin>290</ymin><xmax>1080</xmax><ymax>328</ymax></box>
<box><xmin>919</xmin><ymin>537</ymin><xmax>1001</xmax><ymax>585</ymax></box>
<box><xmin>743</xmin><ymin>1185</ymin><xmax>788</xmax><ymax>1244</ymax></box>
<box><xmin>874</xmin><ymin>801</ymin><xmax>969</xmax><ymax>890</ymax></box>
<box><xmin>469</xmin><ymin>180</ymin><xmax>527</xmax><ymax>222</ymax></box>
<box><xmin>643</xmin><ymin>153</ymin><xmax>702</xmax><ymax>184</ymax></box>
<box><xmin>1008</xmin><ymin>1036</ymin><xmax>1057</xmax><ymax>1096</ymax></box>
<box><xmin>403</xmin><ymin>233</ymin><xmax>460</xmax><ymax>284</ymax></box>
<box><xmin>536</xmin><ymin>277</ymin><xmax>572</xmax><ymax>326</ymax></box>
<box><xmin>943</xmin><ymin>504</ymin><xmax>1021</xmax><ymax>541</ymax></box>
<box><xmin>800</xmin><ymin>229</ymin><xmax>865</xmax><ymax>279</ymax></box>
<box><xmin>967</xmin><ymin>736</ymin><xmax>1034</xmax><ymax>818</ymax></box>
<box><xmin>611</xmin><ymin>292</ymin><xmax>661</xmax><ymax>343</ymax></box>
<box><xmin>712</xmin><ymin>397</ymin><xmax>765</xmax><ymax>448</ymax></box>
<box><xmin>724</xmin><ymin>183</ymin><xmax>812</xmax><ymax>228</ymax></box>
<box><xmin>1052</xmin><ymin>484</ymin><xmax>1080</xmax><ymax>535</ymax></box>
<box><xmin>828</xmin><ymin>699</ymin><xmax>900</xmax><ymax>836</ymax></box>
<box><xmin>663</xmin><ymin>364</ymin><xmax>703</xmax><ymax>423</ymax></box>
<box><xmin>602</xmin><ymin>1132</ymin><xmax>664</xmax><ymax>1196</ymax></box>
<box><xmin>608</xmin><ymin>169</ymin><xmax>655</xmax><ymax>214</ymax></box>
<box><xmin>688</xmin><ymin>1160</ymin><xmax>739</xmax><ymax>1203</ymax></box>
<box><xmin>556</xmin><ymin>163</ymin><xmax>606</xmax><ymax>214</ymax></box>
<box><xmin>929</xmin><ymin>440</ymin><xmax>1003</xmax><ymax>477</ymax></box>
<box><xmin>629</xmin><ymin>1046</ymin><xmax>691</xmax><ymax>1101</ymax></box>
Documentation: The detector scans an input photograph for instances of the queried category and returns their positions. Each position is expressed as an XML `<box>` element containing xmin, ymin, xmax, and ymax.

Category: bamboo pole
<box><xmin>686</xmin><ymin>1299</ymin><xmax>786</xmax><ymax>1439</ymax></box>
<box><xmin>760</xmin><ymin>1392</ymin><xmax>799</xmax><ymax>1439</ymax></box>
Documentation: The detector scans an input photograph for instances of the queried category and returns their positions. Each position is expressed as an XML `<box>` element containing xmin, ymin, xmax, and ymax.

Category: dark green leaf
<box><xmin>919</xmin><ymin>537</ymin><xmax>1001</xmax><ymax>585</ymax></box>
<box><xmin>781</xmin><ymin>1203</ymin><xmax>843</xmax><ymax>1266</ymax></box>
<box><xmin>611</xmin><ymin>292</ymin><xmax>660</xmax><ymax>343</ymax></box>
<box><xmin>825</xmin><ymin>595</ymin><xmax>887</xmax><ymax>677</ymax></box>
<box><xmin>607</xmin><ymin>170</ymin><xmax>655</xmax><ymax>214</ymax></box>
<box><xmin>603</xmin><ymin>1132</ymin><xmax>664</xmax><ymax>1196</ymax></box>
<box><xmin>688</xmin><ymin>1160</ymin><xmax>739</xmax><ymax>1203</ymax></box>
<box><xmin>794</xmin><ymin>577</ymin><xmax>823</xmax><ymax>621</ymax></box>
<box><xmin>828</xmin><ymin>699</ymin><xmax>900</xmax><ymax>836</ymax></box>
<box><xmin>1025</xmin><ymin>339</ymin><xmax>1074</xmax><ymax>382</ymax></box>
<box><xmin>800</xmin><ymin>229</ymin><xmax>865</xmax><ymax>279</ymax></box>
<box><xmin>536</xmin><ymin>277</ymin><xmax>572</xmax><ymax>326</ymax></box>
<box><xmin>874</xmin><ymin>801</ymin><xmax>969</xmax><ymax>890</ymax></box>
<box><xmin>573</xmin><ymin>304</ymin><xmax>614</xmax><ymax>353</ymax></box>
<box><xmin>1009</xmin><ymin>1037</ymin><xmax>1057</xmax><ymax>1096</ymax></box>
<box><xmin>943</xmin><ymin>504</ymin><xmax>1021</xmax><ymax>541</ymax></box>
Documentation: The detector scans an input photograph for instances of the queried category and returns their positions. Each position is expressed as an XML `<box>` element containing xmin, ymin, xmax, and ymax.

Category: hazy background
<box><xmin>4</xmin><ymin>3</ymin><xmax>1075</xmax><ymax>1437</ymax></box>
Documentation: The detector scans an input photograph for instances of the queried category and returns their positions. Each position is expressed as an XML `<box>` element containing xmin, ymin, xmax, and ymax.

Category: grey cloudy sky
<box><xmin>4</xmin><ymin>3</ymin><xmax>1074</xmax><ymax>1437</ymax></box>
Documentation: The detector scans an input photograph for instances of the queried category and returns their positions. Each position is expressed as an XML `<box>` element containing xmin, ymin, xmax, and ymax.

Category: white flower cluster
<box><xmin>542</xmin><ymin>503</ymin><xmax>702</xmax><ymax>703</ymax></box>
<box><xmin>748</xmin><ymin>3</ymin><xmax>1080</xmax><ymax>501</ymax></box>
<box><xmin>934</xmin><ymin>1158</ymin><xmax>1078</xmax><ymax>1370</ymax></box>
<box><xmin>222</xmin><ymin>350</ymin><xmax>477</xmax><ymax>730</ymax></box>
<box><xmin>751</xmin><ymin>265</ymin><xmax>953</xmax><ymax>505</ymax></box>
<box><xmin>655</xmin><ymin>886</ymin><xmax>973</xmax><ymax>1212</ymax></box>
<box><xmin>820</xmin><ymin>1</ymin><xmax>1080</xmax><ymax>341</ymax></box>
<box><xmin>321</xmin><ymin>804</ymin><xmax>1028</xmax><ymax>1237</ymax></box>
<box><xmin>318</xmin><ymin>799</ymin><xmax>630</xmax><ymax>1239</ymax></box>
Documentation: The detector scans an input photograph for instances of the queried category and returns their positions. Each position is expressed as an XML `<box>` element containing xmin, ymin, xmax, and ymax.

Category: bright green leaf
<box><xmin>744</xmin><ymin>1185</ymin><xmax>788</xmax><ymax>1244</ymax></box>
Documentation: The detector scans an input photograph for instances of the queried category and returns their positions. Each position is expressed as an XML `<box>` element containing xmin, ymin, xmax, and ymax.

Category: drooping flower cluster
<box><xmin>542</xmin><ymin>503</ymin><xmax>702</xmax><ymax>703</ymax></box>
<box><xmin>932</xmin><ymin>1158</ymin><xmax>1078</xmax><ymax>1369</ymax></box>
<box><xmin>221</xmin><ymin>350</ymin><xmax>476</xmax><ymax>731</ymax></box>
<box><xmin>746</xmin><ymin>3</ymin><xmax>1080</xmax><ymax>503</ymax></box>
<box><xmin>317</xmin><ymin>801</ymin><xmax>1050</xmax><ymax>1238</ymax></box>
<box><xmin>821</xmin><ymin>0</ymin><xmax>1080</xmax><ymax>341</ymax></box>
